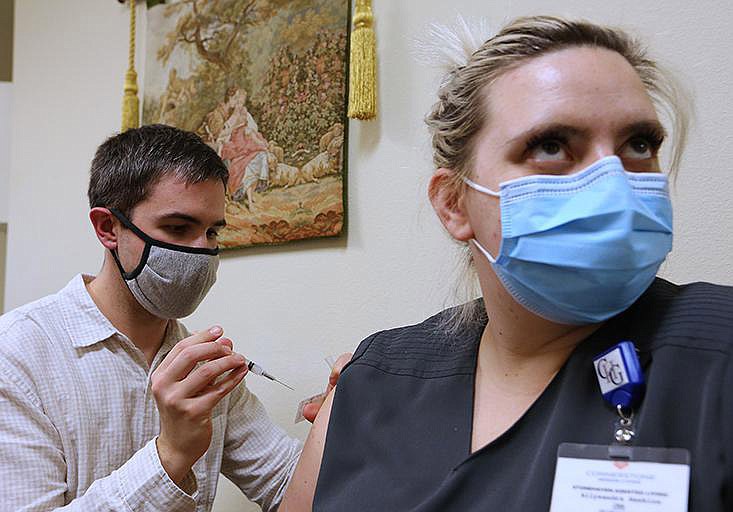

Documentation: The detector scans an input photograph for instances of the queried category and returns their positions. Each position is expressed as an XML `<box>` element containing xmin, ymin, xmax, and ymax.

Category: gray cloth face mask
<box><xmin>109</xmin><ymin>208</ymin><xmax>219</xmax><ymax>319</ymax></box>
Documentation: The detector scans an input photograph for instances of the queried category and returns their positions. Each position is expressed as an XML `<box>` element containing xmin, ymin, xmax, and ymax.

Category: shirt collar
<box><xmin>60</xmin><ymin>274</ymin><xmax>119</xmax><ymax>348</ymax></box>
<box><xmin>60</xmin><ymin>274</ymin><xmax>187</xmax><ymax>355</ymax></box>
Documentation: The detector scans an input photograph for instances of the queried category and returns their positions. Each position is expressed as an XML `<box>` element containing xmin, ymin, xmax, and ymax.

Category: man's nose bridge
<box><xmin>192</xmin><ymin>231</ymin><xmax>216</xmax><ymax>250</ymax></box>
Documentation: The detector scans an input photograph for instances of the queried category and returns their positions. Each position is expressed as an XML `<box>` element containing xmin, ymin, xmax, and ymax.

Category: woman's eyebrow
<box><xmin>504</xmin><ymin>120</ymin><xmax>667</xmax><ymax>147</ymax></box>
<box><xmin>504</xmin><ymin>123</ymin><xmax>585</xmax><ymax>146</ymax></box>
<box><xmin>617</xmin><ymin>120</ymin><xmax>667</xmax><ymax>139</ymax></box>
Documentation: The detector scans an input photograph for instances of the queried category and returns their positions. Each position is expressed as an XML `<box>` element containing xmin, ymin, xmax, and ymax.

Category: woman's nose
<box><xmin>585</xmin><ymin>144</ymin><xmax>617</xmax><ymax>167</ymax></box>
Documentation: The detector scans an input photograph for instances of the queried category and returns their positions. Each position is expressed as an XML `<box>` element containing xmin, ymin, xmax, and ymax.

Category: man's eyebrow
<box><xmin>158</xmin><ymin>212</ymin><xmax>226</xmax><ymax>227</ymax></box>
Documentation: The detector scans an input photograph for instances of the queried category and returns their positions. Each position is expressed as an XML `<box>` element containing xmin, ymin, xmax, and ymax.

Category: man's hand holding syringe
<box><xmin>149</xmin><ymin>325</ymin><xmax>346</xmax><ymax>487</ymax></box>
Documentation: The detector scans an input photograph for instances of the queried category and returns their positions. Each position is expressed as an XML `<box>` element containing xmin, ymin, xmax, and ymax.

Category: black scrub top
<box><xmin>313</xmin><ymin>279</ymin><xmax>733</xmax><ymax>511</ymax></box>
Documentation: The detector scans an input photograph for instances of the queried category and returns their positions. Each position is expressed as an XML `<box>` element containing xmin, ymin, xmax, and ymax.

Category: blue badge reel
<box><xmin>593</xmin><ymin>340</ymin><xmax>645</xmax><ymax>410</ymax></box>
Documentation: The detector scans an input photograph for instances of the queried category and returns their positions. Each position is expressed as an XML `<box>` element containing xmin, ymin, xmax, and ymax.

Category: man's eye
<box><xmin>207</xmin><ymin>229</ymin><xmax>220</xmax><ymax>239</ymax></box>
<box><xmin>165</xmin><ymin>225</ymin><xmax>188</xmax><ymax>234</ymax></box>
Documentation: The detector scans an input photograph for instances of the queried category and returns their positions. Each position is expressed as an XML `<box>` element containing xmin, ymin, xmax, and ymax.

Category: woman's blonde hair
<box><xmin>425</xmin><ymin>15</ymin><xmax>691</xmax><ymax>331</ymax></box>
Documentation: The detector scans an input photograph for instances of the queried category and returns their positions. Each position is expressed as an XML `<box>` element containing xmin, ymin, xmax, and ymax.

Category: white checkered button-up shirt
<box><xmin>0</xmin><ymin>275</ymin><xmax>302</xmax><ymax>511</ymax></box>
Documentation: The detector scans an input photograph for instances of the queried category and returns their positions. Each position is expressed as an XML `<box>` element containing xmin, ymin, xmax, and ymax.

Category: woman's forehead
<box><xmin>484</xmin><ymin>46</ymin><xmax>658</xmax><ymax>137</ymax></box>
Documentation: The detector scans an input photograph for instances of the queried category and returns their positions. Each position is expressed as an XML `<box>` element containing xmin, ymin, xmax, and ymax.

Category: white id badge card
<box><xmin>549</xmin><ymin>443</ymin><xmax>690</xmax><ymax>512</ymax></box>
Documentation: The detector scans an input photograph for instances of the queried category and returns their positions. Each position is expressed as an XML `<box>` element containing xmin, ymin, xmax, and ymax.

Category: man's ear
<box><xmin>89</xmin><ymin>207</ymin><xmax>119</xmax><ymax>251</ymax></box>
<box><xmin>429</xmin><ymin>168</ymin><xmax>474</xmax><ymax>242</ymax></box>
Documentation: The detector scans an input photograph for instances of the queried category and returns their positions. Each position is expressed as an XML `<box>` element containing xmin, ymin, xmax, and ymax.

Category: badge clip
<box><xmin>593</xmin><ymin>340</ymin><xmax>645</xmax><ymax>446</ymax></box>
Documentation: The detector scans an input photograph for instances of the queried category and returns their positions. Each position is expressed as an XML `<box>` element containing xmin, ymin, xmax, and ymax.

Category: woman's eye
<box><xmin>528</xmin><ymin>139</ymin><xmax>569</xmax><ymax>162</ymax></box>
<box><xmin>622</xmin><ymin>137</ymin><xmax>653</xmax><ymax>159</ymax></box>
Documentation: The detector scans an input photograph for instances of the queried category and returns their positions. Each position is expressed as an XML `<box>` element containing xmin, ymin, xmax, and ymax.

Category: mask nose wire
<box><xmin>461</xmin><ymin>178</ymin><xmax>500</xmax><ymax>264</ymax></box>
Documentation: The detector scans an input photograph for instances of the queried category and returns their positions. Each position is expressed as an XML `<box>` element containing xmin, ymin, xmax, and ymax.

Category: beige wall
<box><xmin>6</xmin><ymin>0</ymin><xmax>733</xmax><ymax>510</ymax></box>
<box><xmin>0</xmin><ymin>82</ymin><xmax>10</xmax><ymax>228</ymax></box>
<box><xmin>0</xmin><ymin>83</ymin><xmax>9</xmax><ymax>223</ymax></box>
<box><xmin>0</xmin><ymin>0</ymin><xmax>12</xmax><ymax>81</ymax></box>
<box><xmin>0</xmin><ymin>223</ymin><xmax>6</xmax><ymax>314</ymax></box>
<box><xmin>0</xmin><ymin>0</ymin><xmax>9</xmax><ymax>314</ymax></box>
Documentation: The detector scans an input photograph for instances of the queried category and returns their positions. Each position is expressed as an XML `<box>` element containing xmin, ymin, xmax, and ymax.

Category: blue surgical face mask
<box><xmin>463</xmin><ymin>156</ymin><xmax>673</xmax><ymax>325</ymax></box>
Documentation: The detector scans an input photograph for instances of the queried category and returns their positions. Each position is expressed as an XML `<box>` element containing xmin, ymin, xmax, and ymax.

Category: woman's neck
<box><xmin>470</xmin><ymin>265</ymin><xmax>601</xmax><ymax>451</ymax></box>
<box><xmin>476</xmin><ymin>264</ymin><xmax>601</xmax><ymax>393</ymax></box>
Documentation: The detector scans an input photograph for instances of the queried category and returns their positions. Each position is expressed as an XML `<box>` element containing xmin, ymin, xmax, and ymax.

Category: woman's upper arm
<box><xmin>280</xmin><ymin>388</ymin><xmax>336</xmax><ymax>512</ymax></box>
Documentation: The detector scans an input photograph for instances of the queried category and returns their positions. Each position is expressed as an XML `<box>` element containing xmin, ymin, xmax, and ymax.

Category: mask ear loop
<box><xmin>463</xmin><ymin>178</ymin><xmax>500</xmax><ymax>264</ymax></box>
<box><xmin>463</xmin><ymin>178</ymin><xmax>501</xmax><ymax>198</ymax></box>
<box><xmin>470</xmin><ymin>238</ymin><xmax>498</xmax><ymax>264</ymax></box>
<box><xmin>107</xmin><ymin>208</ymin><xmax>153</xmax><ymax>280</ymax></box>
<box><xmin>110</xmin><ymin>242</ymin><xmax>151</xmax><ymax>281</ymax></box>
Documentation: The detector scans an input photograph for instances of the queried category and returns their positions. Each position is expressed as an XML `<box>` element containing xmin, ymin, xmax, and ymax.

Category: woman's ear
<box><xmin>89</xmin><ymin>207</ymin><xmax>119</xmax><ymax>251</ymax></box>
<box><xmin>429</xmin><ymin>168</ymin><xmax>474</xmax><ymax>242</ymax></box>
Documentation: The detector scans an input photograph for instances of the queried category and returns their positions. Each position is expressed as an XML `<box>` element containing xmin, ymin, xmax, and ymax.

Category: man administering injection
<box><xmin>0</xmin><ymin>125</ymin><xmax>332</xmax><ymax>511</ymax></box>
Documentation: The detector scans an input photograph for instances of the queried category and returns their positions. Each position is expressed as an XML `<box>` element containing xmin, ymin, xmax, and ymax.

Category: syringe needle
<box><xmin>263</xmin><ymin>371</ymin><xmax>295</xmax><ymax>391</ymax></box>
<box><xmin>246</xmin><ymin>359</ymin><xmax>294</xmax><ymax>390</ymax></box>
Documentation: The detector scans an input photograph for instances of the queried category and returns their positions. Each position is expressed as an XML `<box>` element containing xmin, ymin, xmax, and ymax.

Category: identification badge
<box><xmin>549</xmin><ymin>443</ymin><xmax>690</xmax><ymax>512</ymax></box>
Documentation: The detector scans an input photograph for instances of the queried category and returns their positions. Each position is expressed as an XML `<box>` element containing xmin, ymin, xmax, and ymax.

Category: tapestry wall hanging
<box><xmin>143</xmin><ymin>0</ymin><xmax>349</xmax><ymax>249</ymax></box>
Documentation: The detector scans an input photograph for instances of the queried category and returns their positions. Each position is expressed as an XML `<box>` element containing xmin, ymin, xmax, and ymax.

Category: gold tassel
<box><xmin>347</xmin><ymin>0</ymin><xmax>377</xmax><ymax>120</ymax></box>
<box><xmin>121</xmin><ymin>0</ymin><xmax>140</xmax><ymax>131</ymax></box>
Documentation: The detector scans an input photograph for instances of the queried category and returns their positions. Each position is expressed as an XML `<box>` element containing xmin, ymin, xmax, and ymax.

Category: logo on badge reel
<box><xmin>593</xmin><ymin>341</ymin><xmax>645</xmax><ymax>410</ymax></box>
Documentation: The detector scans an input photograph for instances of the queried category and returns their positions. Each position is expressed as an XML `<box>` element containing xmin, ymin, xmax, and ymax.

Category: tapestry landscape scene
<box><xmin>144</xmin><ymin>0</ymin><xmax>349</xmax><ymax>248</ymax></box>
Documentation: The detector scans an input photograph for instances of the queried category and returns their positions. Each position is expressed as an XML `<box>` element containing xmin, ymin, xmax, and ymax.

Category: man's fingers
<box><xmin>162</xmin><ymin>340</ymin><xmax>234</xmax><ymax>382</ymax></box>
<box><xmin>181</xmin><ymin>353</ymin><xmax>247</xmax><ymax>395</ymax></box>
<box><xmin>157</xmin><ymin>326</ymin><xmax>225</xmax><ymax>373</ymax></box>
<box><xmin>197</xmin><ymin>364</ymin><xmax>248</xmax><ymax>409</ymax></box>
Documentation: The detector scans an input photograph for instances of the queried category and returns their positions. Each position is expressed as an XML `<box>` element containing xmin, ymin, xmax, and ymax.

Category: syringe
<box><xmin>246</xmin><ymin>359</ymin><xmax>294</xmax><ymax>390</ymax></box>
